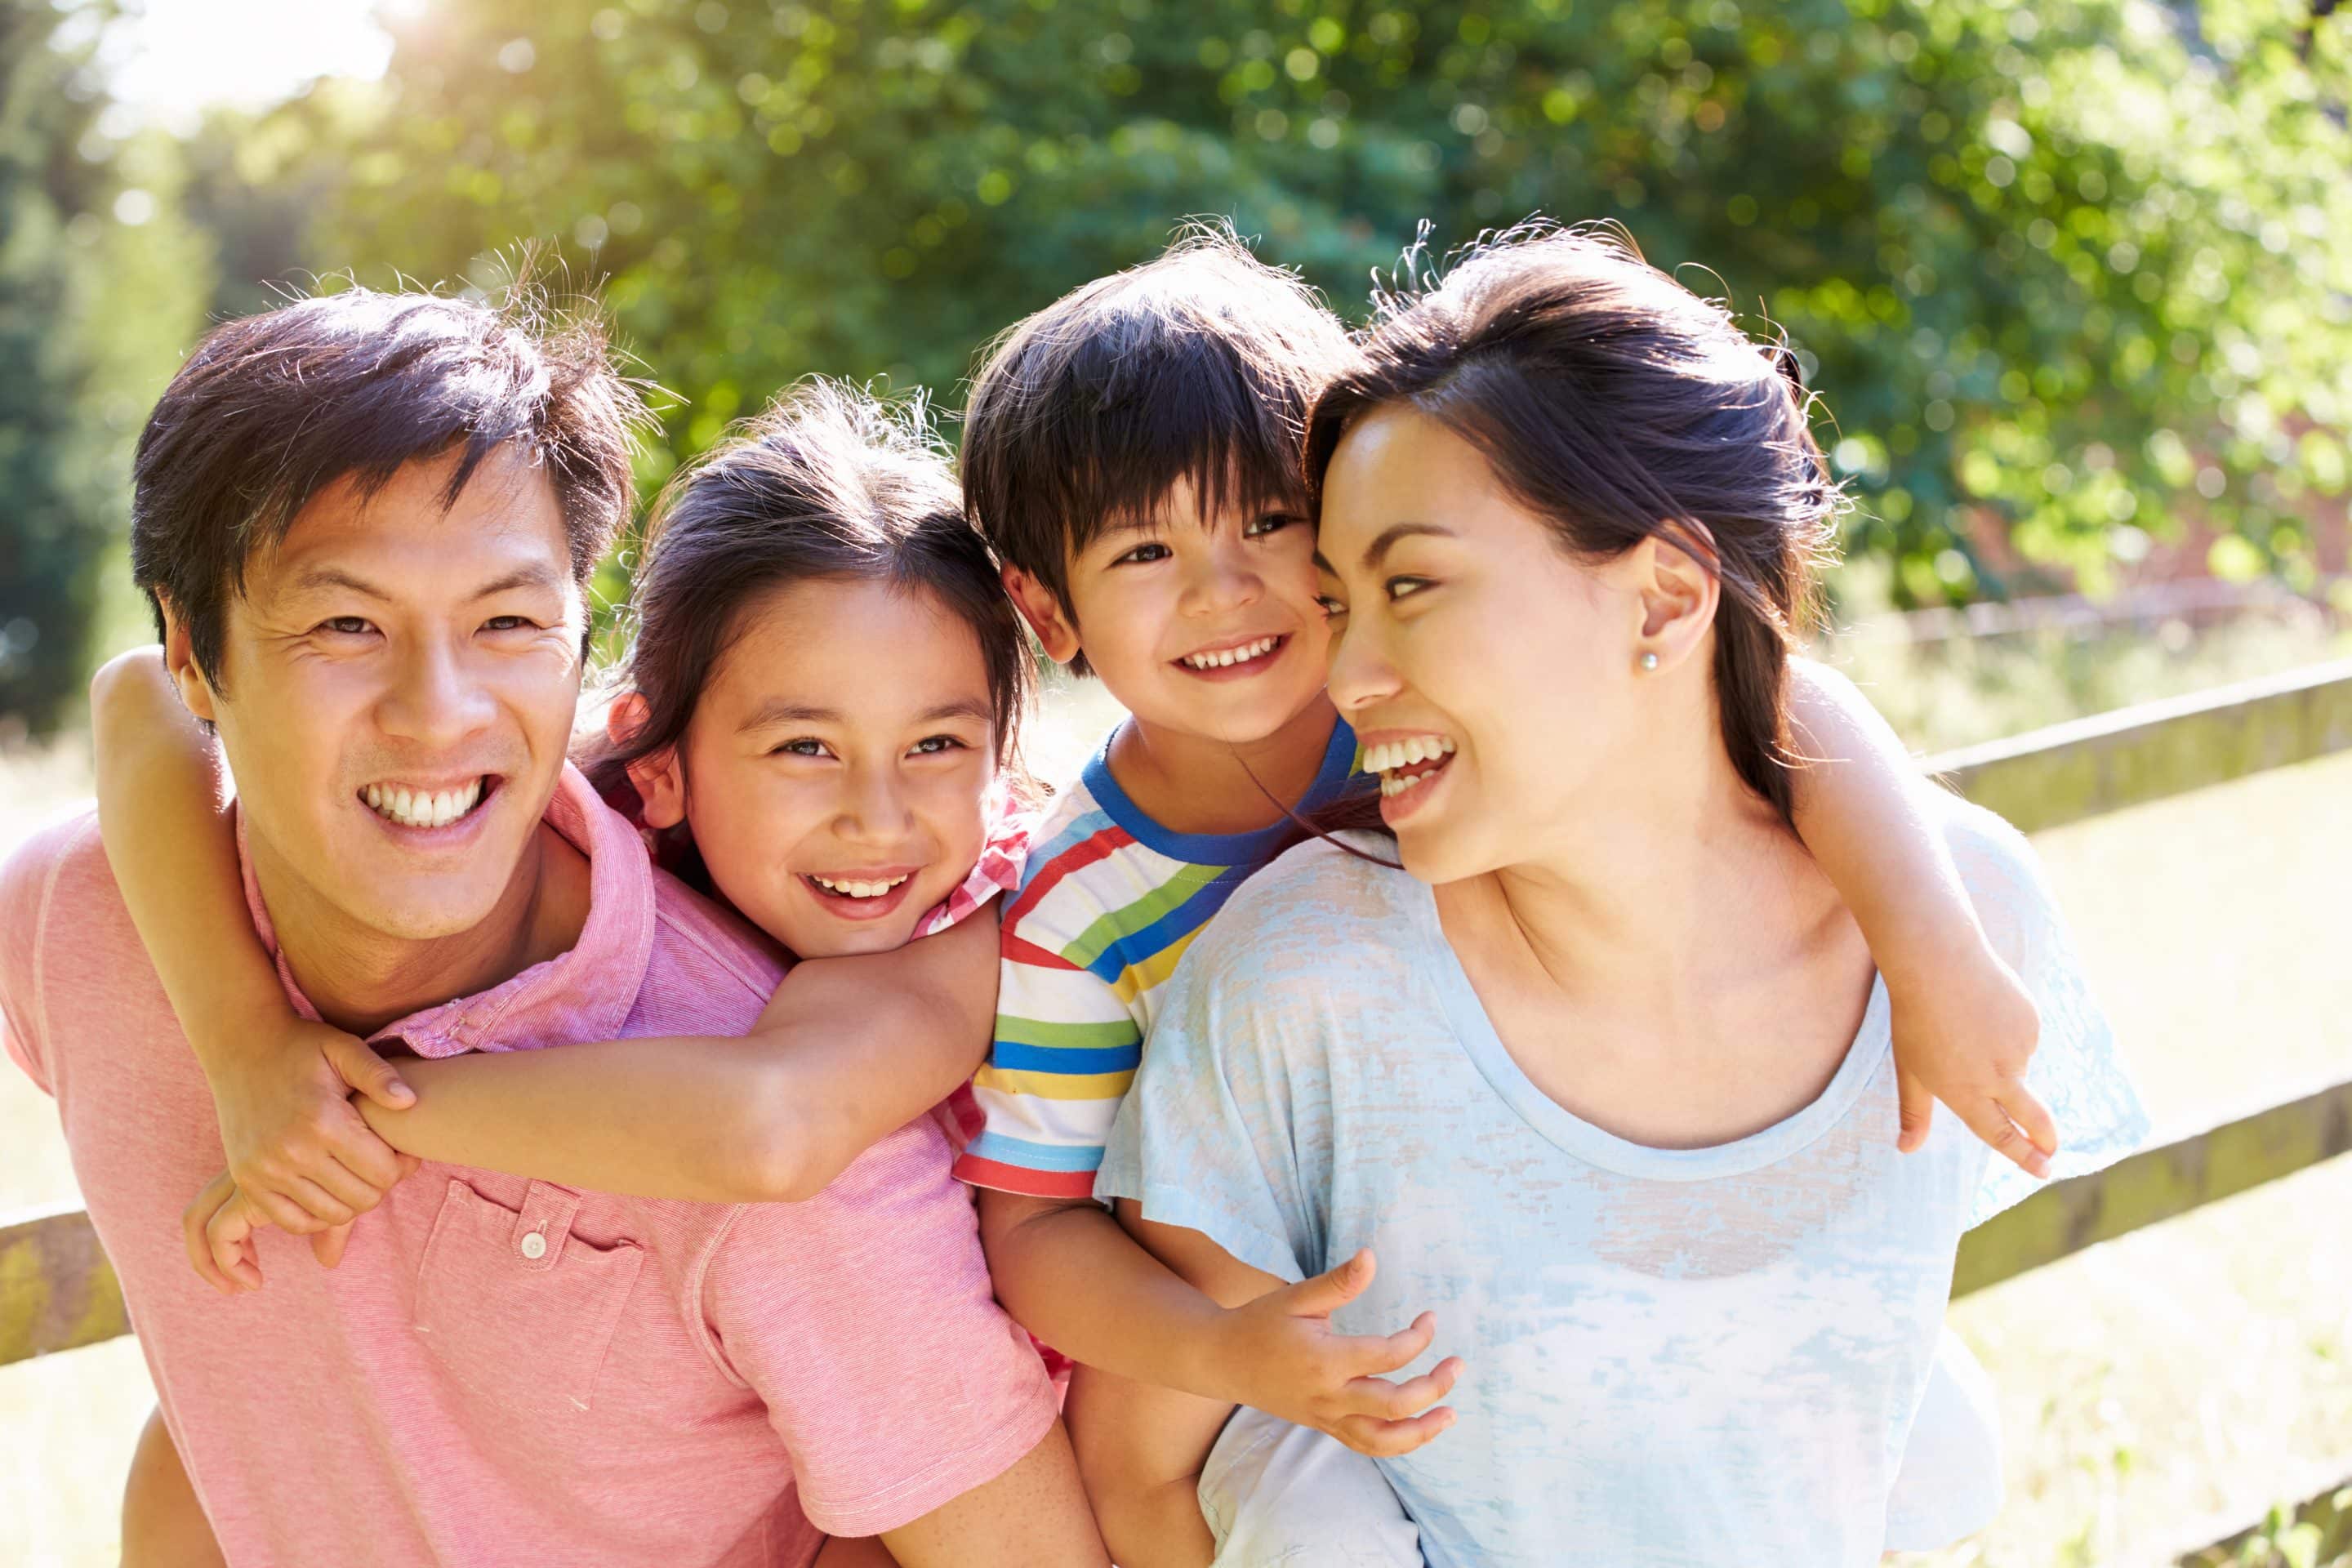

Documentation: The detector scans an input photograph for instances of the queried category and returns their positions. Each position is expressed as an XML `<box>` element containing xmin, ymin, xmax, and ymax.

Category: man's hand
<box><xmin>1888</xmin><ymin>939</ymin><xmax>2057</xmax><ymax>1177</ymax></box>
<box><xmin>1209</xmin><ymin>1250</ymin><xmax>1463</xmax><ymax>1459</ymax></box>
<box><xmin>203</xmin><ymin>1019</ymin><xmax>416</xmax><ymax>1237</ymax></box>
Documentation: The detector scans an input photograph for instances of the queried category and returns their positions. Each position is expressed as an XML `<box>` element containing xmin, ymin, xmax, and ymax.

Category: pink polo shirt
<box><xmin>0</xmin><ymin>766</ymin><xmax>1056</xmax><ymax>1568</ymax></box>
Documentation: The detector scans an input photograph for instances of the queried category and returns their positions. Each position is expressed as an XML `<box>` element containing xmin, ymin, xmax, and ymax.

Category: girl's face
<box><xmin>1315</xmin><ymin>406</ymin><xmax>1668</xmax><ymax>885</ymax></box>
<box><xmin>632</xmin><ymin>576</ymin><xmax>997</xmax><ymax>958</ymax></box>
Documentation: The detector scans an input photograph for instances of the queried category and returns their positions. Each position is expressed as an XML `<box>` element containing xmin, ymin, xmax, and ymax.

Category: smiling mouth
<box><xmin>1362</xmin><ymin>735</ymin><xmax>1457</xmax><ymax>800</ymax></box>
<box><xmin>805</xmin><ymin>872</ymin><xmax>913</xmax><ymax>901</ymax></box>
<box><xmin>1175</xmin><ymin>635</ymin><xmax>1286</xmax><ymax>673</ymax></box>
<box><xmin>360</xmin><ymin>777</ymin><xmax>498</xmax><ymax>831</ymax></box>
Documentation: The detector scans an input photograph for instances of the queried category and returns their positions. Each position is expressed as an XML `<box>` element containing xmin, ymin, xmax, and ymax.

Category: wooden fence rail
<box><xmin>7</xmin><ymin>662</ymin><xmax>2352</xmax><ymax>1561</ymax></box>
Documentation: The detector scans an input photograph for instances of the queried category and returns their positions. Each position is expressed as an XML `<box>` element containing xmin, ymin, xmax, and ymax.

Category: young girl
<box><xmin>93</xmin><ymin>381</ymin><xmax>1107</xmax><ymax>1567</ymax></box>
<box><xmin>1094</xmin><ymin>225</ymin><xmax>2148</xmax><ymax>1566</ymax></box>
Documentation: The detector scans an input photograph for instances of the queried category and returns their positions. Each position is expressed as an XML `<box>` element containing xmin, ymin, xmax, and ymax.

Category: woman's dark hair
<box><xmin>581</xmin><ymin>380</ymin><xmax>1033</xmax><ymax>893</ymax></box>
<box><xmin>1307</xmin><ymin>223</ymin><xmax>1842</xmax><ymax>826</ymax></box>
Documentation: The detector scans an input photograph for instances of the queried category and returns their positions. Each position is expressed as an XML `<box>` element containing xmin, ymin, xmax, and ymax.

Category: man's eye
<box><xmin>1245</xmin><ymin>512</ymin><xmax>1304</xmax><ymax>538</ymax></box>
<box><xmin>482</xmin><ymin>615</ymin><xmax>536</xmax><ymax>633</ymax></box>
<box><xmin>318</xmin><ymin>617</ymin><xmax>373</xmax><ymax>636</ymax></box>
<box><xmin>1385</xmin><ymin>576</ymin><xmax>1434</xmax><ymax>602</ymax></box>
<box><xmin>910</xmin><ymin>735</ymin><xmax>967</xmax><ymax>756</ymax></box>
<box><xmin>774</xmin><ymin>738</ymin><xmax>831</xmax><ymax>759</ymax></box>
<box><xmin>1115</xmin><ymin>542</ymin><xmax>1171</xmax><ymax>566</ymax></box>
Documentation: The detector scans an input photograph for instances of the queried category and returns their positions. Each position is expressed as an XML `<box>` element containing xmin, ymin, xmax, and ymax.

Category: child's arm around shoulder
<box><xmin>352</xmin><ymin>899</ymin><xmax>1000</xmax><ymax>1202</ymax></box>
<box><xmin>1783</xmin><ymin>657</ymin><xmax>2055</xmax><ymax>1175</ymax></box>
<box><xmin>89</xmin><ymin>648</ymin><xmax>416</xmax><ymax>1241</ymax></box>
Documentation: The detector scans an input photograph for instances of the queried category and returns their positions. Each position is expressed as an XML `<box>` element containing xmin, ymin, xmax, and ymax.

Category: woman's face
<box><xmin>634</xmin><ymin>576</ymin><xmax>997</xmax><ymax>958</ymax></box>
<box><xmin>1316</xmin><ymin>406</ymin><xmax>1664</xmax><ymax>885</ymax></box>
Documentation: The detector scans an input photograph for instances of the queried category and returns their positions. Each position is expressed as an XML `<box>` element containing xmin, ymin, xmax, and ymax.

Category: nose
<box><xmin>1178</xmin><ymin>536</ymin><xmax>1264</xmax><ymax>619</ymax></box>
<box><xmin>834</xmin><ymin>762</ymin><xmax>917</xmax><ymax>849</ymax></box>
<box><xmin>376</xmin><ymin>634</ymin><xmax>497</xmax><ymax>752</ymax></box>
<box><xmin>1325</xmin><ymin>615</ymin><xmax>1401</xmax><ymax>716</ymax></box>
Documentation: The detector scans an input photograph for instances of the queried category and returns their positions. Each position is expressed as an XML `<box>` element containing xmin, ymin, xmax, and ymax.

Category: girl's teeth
<box><xmin>814</xmin><ymin>875</ymin><xmax>910</xmax><ymax>899</ymax></box>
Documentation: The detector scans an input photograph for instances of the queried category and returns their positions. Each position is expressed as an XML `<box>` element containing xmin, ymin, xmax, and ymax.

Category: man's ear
<box><xmin>156</xmin><ymin>597</ymin><xmax>218</xmax><ymax>725</ymax></box>
<box><xmin>1000</xmin><ymin>564</ymin><xmax>1083</xmax><ymax>667</ymax></box>
<box><xmin>610</xmin><ymin>694</ymin><xmax>688</xmax><ymax>829</ymax></box>
<box><xmin>1630</xmin><ymin>525</ymin><xmax>1721</xmax><ymax>675</ymax></box>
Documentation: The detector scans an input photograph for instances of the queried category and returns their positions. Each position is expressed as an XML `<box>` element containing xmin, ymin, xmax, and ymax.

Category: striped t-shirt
<box><xmin>952</xmin><ymin>718</ymin><xmax>1360</xmax><ymax>1198</ymax></box>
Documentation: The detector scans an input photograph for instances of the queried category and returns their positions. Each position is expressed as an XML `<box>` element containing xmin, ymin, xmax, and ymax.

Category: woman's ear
<box><xmin>1630</xmin><ymin>524</ymin><xmax>1721</xmax><ymax>675</ymax></box>
<box><xmin>1000</xmin><ymin>564</ymin><xmax>1083</xmax><ymax>666</ymax></box>
<box><xmin>610</xmin><ymin>695</ymin><xmax>688</xmax><ymax>829</ymax></box>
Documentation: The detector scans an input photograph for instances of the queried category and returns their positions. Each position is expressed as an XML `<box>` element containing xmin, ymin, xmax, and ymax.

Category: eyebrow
<box><xmin>1314</xmin><ymin>522</ymin><xmax>1457</xmax><ymax>577</ymax></box>
<box><xmin>737</xmin><ymin>696</ymin><xmax>996</xmax><ymax>734</ymax></box>
<box><xmin>286</xmin><ymin>562</ymin><xmax>567</xmax><ymax>601</ymax></box>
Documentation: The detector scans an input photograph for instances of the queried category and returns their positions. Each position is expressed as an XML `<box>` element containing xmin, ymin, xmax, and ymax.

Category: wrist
<box><xmin>1868</xmin><ymin>902</ymin><xmax>1992</xmax><ymax>991</ymax></box>
<box><xmin>189</xmin><ymin>1017</ymin><xmax>310</xmax><ymax>1087</ymax></box>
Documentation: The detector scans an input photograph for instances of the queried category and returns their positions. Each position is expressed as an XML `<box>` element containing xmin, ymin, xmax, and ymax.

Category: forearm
<box><xmin>880</xmin><ymin>1419</ymin><xmax>1110</xmax><ymax>1568</ymax></box>
<box><xmin>1785</xmin><ymin>658</ymin><xmax>1984</xmax><ymax>980</ymax></box>
<box><xmin>979</xmin><ymin>1193</ymin><xmax>1233</xmax><ymax>1397</ymax></box>
<box><xmin>90</xmin><ymin>648</ymin><xmax>300</xmax><ymax>1076</ymax></box>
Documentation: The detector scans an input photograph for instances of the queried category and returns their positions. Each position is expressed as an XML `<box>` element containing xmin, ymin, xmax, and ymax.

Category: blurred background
<box><xmin>2</xmin><ymin>1</ymin><xmax>2349</xmax><ymax>1565</ymax></box>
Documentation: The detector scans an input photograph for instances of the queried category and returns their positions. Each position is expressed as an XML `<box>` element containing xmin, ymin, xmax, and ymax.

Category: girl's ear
<box><xmin>610</xmin><ymin>694</ymin><xmax>688</xmax><ymax>829</ymax></box>
<box><xmin>1000</xmin><ymin>564</ymin><xmax>1083</xmax><ymax>666</ymax></box>
<box><xmin>1630</xmin><ymin>524</ymin><xmax>1721</xmax><ymax>675</ymax></box>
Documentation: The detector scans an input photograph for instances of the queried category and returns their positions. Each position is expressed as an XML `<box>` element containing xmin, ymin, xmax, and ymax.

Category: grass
<box><xmin>4</xmin><ymin>624</ymin><xmax>2349</xmax><ymax>1567</ymax></box>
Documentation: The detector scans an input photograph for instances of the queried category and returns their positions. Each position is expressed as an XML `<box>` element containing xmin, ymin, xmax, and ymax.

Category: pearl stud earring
<box><xmin>1639</xmin><ymin>652</ymin><xmax>1659</xmax><ymax>672</ymax></box>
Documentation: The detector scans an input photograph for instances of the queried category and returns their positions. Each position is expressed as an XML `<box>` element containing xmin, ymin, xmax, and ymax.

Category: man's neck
<box><xmin>1105</xmin><ymin>692</ymin><xmax>1340</xmax><ymax>838</ymax></box>
<box><xmin>250</xmin><ymin>822</ymin><xmax>594</xmax><ymax>1038</ymax></box>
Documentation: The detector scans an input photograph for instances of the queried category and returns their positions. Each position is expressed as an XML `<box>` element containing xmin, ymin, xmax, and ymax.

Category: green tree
<box><xmin>208</xmin><ymin>0</ymin><xmax>2352</xmax><ymax>604</ymax></box>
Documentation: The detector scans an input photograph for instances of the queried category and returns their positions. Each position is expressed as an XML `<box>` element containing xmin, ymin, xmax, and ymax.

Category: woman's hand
<box><xmin>202</xmin><ymin>1020</ymin><xmax>418</xmax><ymax>1236</ymax></box>
<box><xmin>1209</xmin><ymin>1250</ymin><xmax>1463</xmax><ymax>1459</ymax></box>
<box><xmin>1887</xmin><ymin>939</ymin><xmax>2057</xmax><ymax>1178</ymax></box>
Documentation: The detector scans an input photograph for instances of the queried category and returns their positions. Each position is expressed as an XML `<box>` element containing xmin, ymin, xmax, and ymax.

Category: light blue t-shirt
<box><xmin>1097</xmin><ymin>801</ymin><xmax>2146</xmax><ymax>1568</ymax></box>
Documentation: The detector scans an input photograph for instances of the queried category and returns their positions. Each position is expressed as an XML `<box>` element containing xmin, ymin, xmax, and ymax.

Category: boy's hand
<box><xmin>203</xmin><ymin>1019</ymin><xmax>416</xmax><ymax>1235</ymax></box>
<box><xmin>1887</xmin><ymin>940</ymin><xmax>2058</xmax><ymax>1178</ymax></box>
<box><xmin>1211</xmin><ymin>1249</ymin><xmax>1463</xmax><ymax>1459</ymax></box>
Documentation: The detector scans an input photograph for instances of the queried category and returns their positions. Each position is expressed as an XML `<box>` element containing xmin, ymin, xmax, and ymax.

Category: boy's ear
<box><xmin>610</xmin><ymin>695</ymin><xmax>688</xmax><ymax>829</ymax></box>
<box><xmin>1000</xmin><ymin>564</ymin><xmax>1083</xmax><ymax>667</ymax></box>
<box><xmin>157</xmin><ymin>598</ymin><xmax>217</xmax><ymax>725</ymax></box>
<box><xmin>1629</xmin><ymin>524</ymin><xmax>1721</xmax><ymax>676</ymax></box>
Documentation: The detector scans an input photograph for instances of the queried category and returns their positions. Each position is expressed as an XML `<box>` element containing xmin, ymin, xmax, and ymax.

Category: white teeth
<box><xmin>365</xmin><ymin>777</ymin><xmax>483</xmax><ymax>829</ymax></box>
<box><xmin>1365</xmin><ymin>736</ymin><xmax>1457</xmax><ymax>776</ymax></box>
<box><xmin>1183</xmin><ymin>636</ymin><xmax>1280</xmax><ymax>670</ymax></box>
<box><xmin>813</xmin><ymin>874</ymin><xmax>911</xmax><ymax>899</ymax></box>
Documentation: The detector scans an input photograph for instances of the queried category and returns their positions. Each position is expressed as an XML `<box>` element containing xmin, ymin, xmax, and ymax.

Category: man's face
<box><xmin>173</xmin><ymin>446</ymin><xmax>588</xmax><ymax>945</ymax></box>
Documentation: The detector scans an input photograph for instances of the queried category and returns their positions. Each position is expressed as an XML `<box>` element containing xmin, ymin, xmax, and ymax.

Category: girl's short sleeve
<box><xmin>1094</xmin><ymin>884</ymin><xmax>1332</xmax><ymax>1286</ymax></box>
<box><xmin>1950</xmin><ymin>805</ymin><xmax>2152</xmax><ymax>1229</ymax></box>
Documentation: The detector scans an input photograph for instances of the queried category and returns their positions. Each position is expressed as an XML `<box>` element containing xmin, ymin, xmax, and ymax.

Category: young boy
<box><xmin>955</xmin><ymin>229</ymin><xmax>2051</xmax><ymax>1567</ymax></box>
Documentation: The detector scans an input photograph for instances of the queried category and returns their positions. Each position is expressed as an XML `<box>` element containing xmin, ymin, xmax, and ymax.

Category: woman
<box><xmin>1096</xmin><ymin>225</ymin><xmax>2145</xmax><ymax>1566</ymax></box>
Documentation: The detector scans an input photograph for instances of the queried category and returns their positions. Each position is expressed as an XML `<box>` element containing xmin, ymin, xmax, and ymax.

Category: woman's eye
<box><xmin>1384</xmin><ymin>576</ymin><xmax>1434</xmax><ymax>603</ymax></box>
<box><xmin>1115</xmin><ymin>542</ymin><xmax>1171</xmax><ymax>566</ymax></box>
<box><xmin>774</xmin><ymin>738</ymin><xmax>831</xmax><ymax>759</ymax></box>
<box><xmin>909</xmin><ymin>735</ymin><xmax>967</xmax><ymax>756</ymax></box>
<box><xmin>1245</xmin><ymin>512</ymin><xmax>1303</xmax><ymax>538</ymax></box>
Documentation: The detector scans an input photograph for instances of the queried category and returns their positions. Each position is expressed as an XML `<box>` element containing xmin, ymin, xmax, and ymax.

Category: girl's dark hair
<box><xmin>581</xmin><ymin>380</ymin><xmax>1032</xmax><ymax>893</ymax></box>
<box><xmin>1308</xmin><ymin>223</ymin><xmax>1842</xmax><ymax>826</ymax></box>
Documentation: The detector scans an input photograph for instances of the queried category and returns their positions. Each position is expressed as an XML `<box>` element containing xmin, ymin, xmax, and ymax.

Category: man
<box><xmin>0</xmin><ymin>287</ymin><xmax>1098</xmax><ymax>1566</ymax></box>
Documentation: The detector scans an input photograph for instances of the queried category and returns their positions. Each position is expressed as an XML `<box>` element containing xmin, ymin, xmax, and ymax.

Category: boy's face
<box><xmin>1011</xmin><ymin>476</ymin><xmax>1333</xmax><ymax>746</ymax></box>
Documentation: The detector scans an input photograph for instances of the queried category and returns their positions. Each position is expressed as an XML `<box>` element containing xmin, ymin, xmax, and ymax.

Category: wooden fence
<box><xmin>6</xmin><ymin>657</ymin><xmax>2352</xmax><ymax>1563</ymax></box>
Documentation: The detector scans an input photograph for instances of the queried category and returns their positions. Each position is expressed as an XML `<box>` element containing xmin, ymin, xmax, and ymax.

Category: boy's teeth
<box><xmin>364</xmin><ymin>777</ymin><xmax>483</xmax><ymax>829</ymax></box>
<box><xmin>1183</xmin><ymin>636</ymin><xmax>1278</xmax><ymax>670</ymax></box>
<box><xmin>1365</xmin><ymin>736</ymin><xmax>1458</xmax><ymax>775</ymax></box>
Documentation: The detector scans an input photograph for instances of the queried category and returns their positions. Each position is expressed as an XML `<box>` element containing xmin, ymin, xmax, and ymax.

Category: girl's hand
<box><xmin>1210</xmin><ymin>1249</ymin><xmax>1463</xmax><ymax>1459</ymax></box>
<box><xmin>1887</xmin><ymin>940</ymin><xmax>2057</xmax><ymax>1177</ymax></box>
<box><xmin>204</xmin><ymin>1019</ymin><xmax>417</xmax><ymax>1236</ymax></box>
<box><xmin>181</xmin><ymin>1156</ymin><xmax>421</xmax><ymax>1294</ymax></box>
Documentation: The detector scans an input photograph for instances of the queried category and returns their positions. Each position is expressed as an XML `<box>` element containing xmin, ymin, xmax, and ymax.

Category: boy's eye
<box><xmin>773</xmin><ymin>737</ymin><xmax>833</xmax><ymax>759</ymax></box>
<box><xmin>909</xmin><ymin>735</ymin><xmax>968</xmax><ymax>756</ymax></box>
<box><xmin>1113</xmin><ymin>541</ymin><xmax>1172</xmax><ymax>566</ymax></box>
<box><xmin>1385</xmin><ymin>576</ymin><xmax>1434</xmax><ymax>603</ymax></box>
<box><xmin>1245</xmin><ymin>512</ymin><xmax>1304</xmax><ymax>538</ymax></box>
<box><xmin>1314</xmin><ymin>595</ymin><xmax>1349</xmax><ymax>619</ymax></box>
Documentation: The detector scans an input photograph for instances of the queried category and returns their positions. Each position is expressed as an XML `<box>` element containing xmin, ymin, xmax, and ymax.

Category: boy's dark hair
<box><xmin>959</xmin><ymin>224</ymin><xmax>1353</xmax><ymax>676</ymax></box>
<box><xmin>131</xmin><ymin>283</ymin><xmax>644</xmax><ymax>690</ymax></box>
<box><xmin>581</xmin><ymin>380</ymin><xmax>1034</xmax><ymax>900</ymax></box>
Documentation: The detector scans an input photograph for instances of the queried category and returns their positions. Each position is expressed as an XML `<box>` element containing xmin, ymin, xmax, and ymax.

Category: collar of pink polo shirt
<box><xmin>236</xmin><ymin>764</ymin><xmax>660</xmax><ymax>1058</ymax></box>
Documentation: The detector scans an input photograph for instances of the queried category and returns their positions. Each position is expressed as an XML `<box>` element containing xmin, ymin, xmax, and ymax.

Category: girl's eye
<box><xmin>909</xmin><ymin>735</ymin><xmax>968</xmax><ymax>756</ymax></box>
<box><xmin>1115</xmin><ymin>542</ymin><xmax>1171</xmax><ymax>566</ymax></box>
<box><xmin>774</xmin><ymin>738</ymin><xmax>832</xmax><ymax>759</ymax></box>
<box><xmin>1245</xmin><ymin>512</ymin><xmax>1304</xmax><ymax>538</ymax></box>
<box><xmin>1385</xmin><ymin>576</ymin><xmax>1434</xmax><ymax>603</ymax></box>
